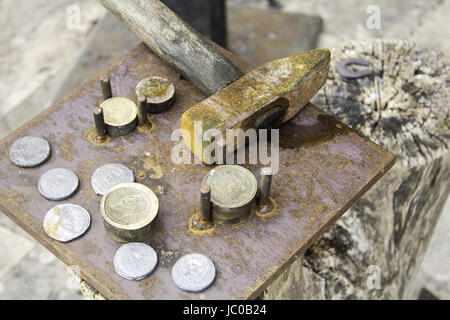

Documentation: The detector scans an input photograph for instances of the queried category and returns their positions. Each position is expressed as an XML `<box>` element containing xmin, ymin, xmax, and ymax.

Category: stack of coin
<box><xmin>202</xmin><ymin>165</ymin><xmax>257</xmax><ymax>226</ymax></box>
<box><xmin>101</xmin><ymin>183</ymin><xmax>159</xmax><ymax>243</ymax></box>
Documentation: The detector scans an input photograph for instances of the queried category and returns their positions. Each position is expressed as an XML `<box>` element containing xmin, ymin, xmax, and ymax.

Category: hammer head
<box><xmin>181</xmin><ymin>48</ymin><xmax>331</xmax><ymax>163</ymax></box>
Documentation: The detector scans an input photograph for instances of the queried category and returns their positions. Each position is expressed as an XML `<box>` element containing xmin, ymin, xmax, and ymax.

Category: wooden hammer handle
<box><xmin>100</xmin><ymin>0</ymin><xmax>244</xmax><ymax>97</ymax></box>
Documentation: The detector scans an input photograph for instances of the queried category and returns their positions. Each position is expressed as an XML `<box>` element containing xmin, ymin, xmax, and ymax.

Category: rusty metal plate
<box><xmin>0</xmin><ymin>43</ymin><xmax>395</xmax><ymax>300</ymax></box>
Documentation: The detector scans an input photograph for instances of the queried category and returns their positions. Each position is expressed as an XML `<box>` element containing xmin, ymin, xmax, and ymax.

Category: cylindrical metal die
<box><xmin>100</xmin><ymin>183</ymin><xmax>159</xmax><ymax>243</ymax></box>
<box><xmin>202</xmin><ymin>165</ymin><xmax>257</xmax><ymax>226</ymax></box>
<box><xmin>100</xmin><ymin>97</ymin><xmax>138</xmax><ymax>137</ymax></box>
<box><xmin>135</xmin><ymin>76</ymin><xmax>176</xmax><ymax>114</ymax></box>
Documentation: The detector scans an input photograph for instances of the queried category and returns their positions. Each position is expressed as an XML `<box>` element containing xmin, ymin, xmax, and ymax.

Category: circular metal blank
<box><xmin>91</xmin><ymin>163</ymin><xmax>135</xmax><ymax>196</ymax></box>
<box><xmin>172</xmin><ymin>254</ymin><xmax>216</xmax><ymax>293</ymax></box>
<box><xmin>135</xmin><ymin>76</ymin><xmax>175</xmax><ymax>114</ymax></box>
<box><xmin>9</xmin><ymin>136</ymin><xmax>51</xmax><ymax>168</ymax></box>
<box><xmin>38</xmin><ymin>168</ymin><xmax>79</xmax><ymax>201</ymax></box>
<box><xmin>114</xmin><ymin>242</ymin><xmax>158</xmax><ymax>281</ymax></box>
<box><xmin>202</xmin><ymin>165</ymin><xmax>257</xmax><ymax>226</ymax></box>
<box><xmin>100</xmin><ymin>97</ymin><xmax>138</xmax><ymax>137</ymax></box>
<box><xmin>43</xmin><ymin>204</ymin><xmax>91</xmax><ymax>242</ymax></box>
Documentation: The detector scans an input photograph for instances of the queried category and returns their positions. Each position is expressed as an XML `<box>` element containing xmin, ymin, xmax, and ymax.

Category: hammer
<box><xmin>100</xmin><ymin>0</ymin><xmax>330</xmax><ymax>163</ymax></box>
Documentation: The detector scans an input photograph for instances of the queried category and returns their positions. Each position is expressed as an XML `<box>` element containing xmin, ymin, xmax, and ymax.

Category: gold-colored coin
<box><xmin>100</xmin><ymin>97</ymin><xmax>137</xmax><ymax>127</ymax></box>
<box><xmin>201</xmin><ymin>165</ymin><xmax>257</xmax><ymax>226</ymax></box>
<box><xmin>203</xmin><ymin>165</ymin><xmax>257</xmax><ymax>208</ymax></box>
<box><xmin>101</xmin><ymin>183</ymin><xmax>159</xmax><ymax>231</ymax></box>
<box><xmin>136</xmin><ymin>77</ymin><xmax>175</xmax><ymax>104</ymax></box>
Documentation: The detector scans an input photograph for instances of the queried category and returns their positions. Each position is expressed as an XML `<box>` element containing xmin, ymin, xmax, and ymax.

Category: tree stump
<box><xmin>262</xmin><ymin>39</ymin><xmax>450</xmax><ymax>299</ymax></box>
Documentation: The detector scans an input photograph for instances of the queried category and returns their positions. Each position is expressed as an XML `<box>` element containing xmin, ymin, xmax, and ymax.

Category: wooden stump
<box><xmin>80</xmin><ymin>281</ymin><xmax>106</xmax><ymax>300</ymax></box>
<box><xmin>262</xmin><ymin>39</ymin><xmax>450</xmax><ymax>299</ymax></box>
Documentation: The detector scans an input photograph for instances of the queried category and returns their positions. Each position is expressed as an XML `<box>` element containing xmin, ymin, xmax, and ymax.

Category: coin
<box><xmin>91</xmin><ymin>164</ymin><xmax>135</xmax><ymax>196</ymax></box>
<box><xmin>201</xmin><ymin>165</ymin><xmax>257</xmax><ymax>226</ymax></box>
<box><xmin>38</xmin><ymin>168</ymin><xmax>79</xmax><ymax>201</ymax></box>
<box><xmin>113</xmin><ymin>242</ymin><xmax>158</xmax><ymax>281</ymax></box>
<box><xmin>43</xmin><ymin>204</ymin><xmax>91</xmax><ymax>242</ymax></box>
<box><xmin>100</xmin><ymin>97</ymin><xmax>138</xmax><ymax>136</ymax></box>
<box><xmin>101</xmin><ymin>97</ymin><xmax>137</xmax><ymax>127</ymax></box>
<box><xmin>172</xmin><ymin>254</ymin><xmax>216</xmax><ymax>293</ymax></box>
<box><xmin>9</xmin><ymin>136</ymin><xmax>51</xmax><ymax>168</ymax></box>
<box><xmin>203</xmin><ymin>165</ymin><xmax>257</xmax><ymax>208</ymax></box>
<box><xmin>101</xmin><ymin>183</ymin><xmax>159</xmax><ymax>242</ymax></box>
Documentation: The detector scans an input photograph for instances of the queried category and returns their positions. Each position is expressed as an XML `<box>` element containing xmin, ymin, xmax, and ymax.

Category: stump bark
<box><xmin>262</xmin><ymin>39</ymin><xmax>450</xmax><ymax>299</ymax></box>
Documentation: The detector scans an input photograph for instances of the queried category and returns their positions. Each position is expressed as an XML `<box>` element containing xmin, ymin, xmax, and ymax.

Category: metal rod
<box><xmin>137</xmin><ymin>95</ymin><xmax>148</xmax><ymax>126</ymax></box>
<box><xmin>100</xmin><ymin>75</ymin><xmax>113</xmax><ymax>100</ymax></box>
<box><xmin>200</xmin><ymin>184</ymin><xmax>212</xmax><ymax>222</ymax></box>
<box><xmin>93</xmin><ymin>107</ymin><xmax>107</xmax><ymax>140</ymax></box>
<box><xmin>258</xmin><ymin>167</ymin><xmax>273</xmax><ymax>208</ymax></box>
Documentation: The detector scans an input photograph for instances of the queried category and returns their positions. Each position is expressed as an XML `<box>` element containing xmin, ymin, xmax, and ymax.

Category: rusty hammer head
<box><xmin>99</xmin><ymin>0</ymin><xmax>330</xmax><ymax>163</ymax></box>
<box><xmin>181</xmin><ymin>48</ymin><xmax>331</xmax><ymax>163</ymax></box>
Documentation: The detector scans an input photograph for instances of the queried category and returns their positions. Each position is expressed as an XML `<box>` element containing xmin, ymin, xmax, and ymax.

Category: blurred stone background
<box><xmin>0</xmin><ymin>0</ymin><xmax>448</xmax><ymax>300</ymax></box>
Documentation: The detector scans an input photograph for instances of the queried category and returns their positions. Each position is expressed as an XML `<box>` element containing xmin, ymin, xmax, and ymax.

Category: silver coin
<box><xmin>172</xmin><ymin>254</ymin><xmax>216</xmax><ymax>292</ymax></box>
<box><xmin>38</xmin><ymin>168</ymin><xmax>79</xmax><ymax>201</ymax></box>
<box><xmin>91</xmin><ymin>164</ymin><xmax>135</xmax><ymax>196</ymax></box>
<box><xmin>43</xmin><ymin>204</ymin><xmax>91</xmax><ymax>242</ymax></box>
<box><xmin>114</xmin><ymin>243</ymin><xmax>158</xmax><ymax>281</ymax></box>
<box><xmin>9</xmin><ymin>136</ymin><xmax>51</xmax><ymax>168</ymax></box>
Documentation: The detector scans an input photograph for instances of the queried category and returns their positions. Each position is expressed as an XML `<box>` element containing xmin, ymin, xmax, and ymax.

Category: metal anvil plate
<box><xmin>0</xmin><ymin>43</ymin><xmax>395</xmax><ymax>300</ymax></box>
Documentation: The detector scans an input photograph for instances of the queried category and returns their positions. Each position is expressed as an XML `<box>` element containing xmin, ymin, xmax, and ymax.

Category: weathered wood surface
<box><xmin>100</xmin><ymin>0</ymin><xmax>243</xmax><ymax>97</ymax></box>
<box><xmin>262</xmin><ymin>39</ymin><xmax>450</xmax><ymax>299</ymax></box>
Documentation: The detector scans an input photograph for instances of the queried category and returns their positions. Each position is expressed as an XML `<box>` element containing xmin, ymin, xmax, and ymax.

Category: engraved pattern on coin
<box><xmin>9</xmin><ymin>136</ymin><xmax>51</xmax><ymax>168</ymax></box>
<box><xmin>172</xmin><ymin>254</ymin><xmax>216</xmax><ymax>293</ymax></box>
<box><xmin>100</xmin><ymin>97</ymin><xmax>137</xmax><ymax>126</ymax></box>
<box><xmin>106</xmin><ymin>188</ymin><xmax>151</xmax><ymax>225</ymax></box>
<box><xmin>204</xmin><ymin>165</ymin><xmax>257</xmax><ymax>207</ymax></box>
<box><xmin>91</xmin><ymin>164</ymin><xmax>135</xmax><ymax>196</ymax></box>
<box><xmin>43</xmin><ymin>204</ymin><xmax>91</xmax><ymax>242</ymax></box>
<box><xmin>38</xmin><ymin>168</ymin><xmax>79</xmax><ymax>201</ymax></box>
<box><xmin>136</xmin><ymin>77</ymin><xmax>175</xmax><ymax>104</ymax></box>
<box><xmin>114</xmin><ymin>243</ymin><xmax>158</xmax><ymax>280</ymax></box>
<box><xmin>102</xmin><ymin>183</ymin><xmax>159</xmax><ymax>229</ymax></box>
